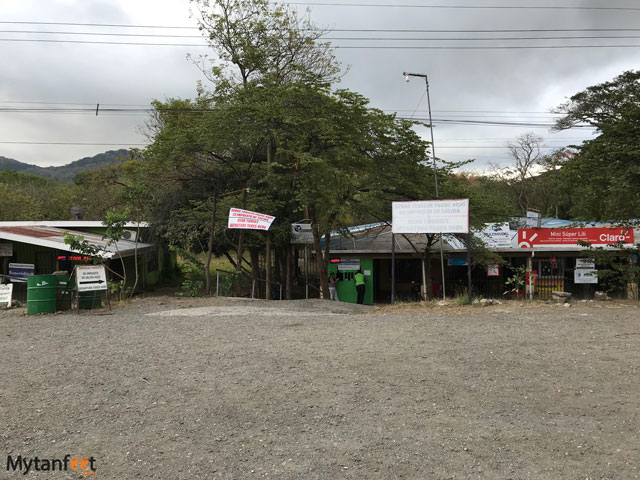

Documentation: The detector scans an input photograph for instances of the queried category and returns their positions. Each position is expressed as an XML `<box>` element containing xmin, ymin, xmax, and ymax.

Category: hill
<box><xmin>0</xmin><ymin>149</ymin><xmax>130</xmax><ymax>183</ymax></box>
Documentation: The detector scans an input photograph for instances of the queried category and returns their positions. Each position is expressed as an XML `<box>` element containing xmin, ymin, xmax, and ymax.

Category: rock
<box><xmin>594</xmin><ymin>291</ymin><xmax>611</xmax><ymax>301</ymax></box>
<box><xmin>563</xmin><ymin>303</ymin><xmax>571</xmax><ymax>308</ymax></box>
<box><xmin>552</xmin><ymin>291</ymin><xmax>571</xmax><ymax>304</ymax></box>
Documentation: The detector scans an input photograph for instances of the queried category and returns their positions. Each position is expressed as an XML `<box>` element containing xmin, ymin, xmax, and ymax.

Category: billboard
<box><xmin>477</xmin><ymin>222</ymin><xmax>512</xmax><ymax>248</ymax></box>
<box><xmin>392</xmin><ymin>199</ymin><xmax>469</xmax><ymax>234</ymax></box>
<box><xmin>227</xmin><ymin>208</ymin><xmax>275</xmax><ymax>231</ymax></box>
<box><xmin>518</xmin><ymin>228</ymin><xmax>634</xmax><ymax>248</ymax></box>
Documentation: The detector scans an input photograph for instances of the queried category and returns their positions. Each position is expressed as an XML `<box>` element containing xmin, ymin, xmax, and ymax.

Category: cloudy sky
<box><xmin>1</xmin><ymin>0</ymin><xmax>639</xmax><ymax>171</ymax></box>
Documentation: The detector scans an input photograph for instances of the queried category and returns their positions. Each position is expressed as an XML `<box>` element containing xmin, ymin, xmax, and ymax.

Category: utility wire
<box><xmin>4</xmin><ymin>29</ymin><xmax>640</xmax><ymax>41</ymax></box>
<box><xmin>1</xmin><ymin>37</ymin><xmax>639</xmax><ymax>49</ymax></box>
<box><xmin>3</xmin><ymin>22</ymin><xmax>640</xmax><ymax>33</ymax></box>
<box><xmin>289</xmin><ymin>2</ymin><xmax>640</xmax><ymax>11</ymax></box>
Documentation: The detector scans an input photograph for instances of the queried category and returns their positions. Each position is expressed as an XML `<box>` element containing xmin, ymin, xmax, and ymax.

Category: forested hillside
<box><xmin>0</xmin><ymin>149</ymin><xmax>129</xmax><ymax>183</ymax></box>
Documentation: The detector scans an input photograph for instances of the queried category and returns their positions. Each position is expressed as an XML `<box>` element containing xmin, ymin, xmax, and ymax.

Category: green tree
<box><xmin>553</xmin><ymin>70</ymin><xmax>640</xmax><ymax>222</ymax></box>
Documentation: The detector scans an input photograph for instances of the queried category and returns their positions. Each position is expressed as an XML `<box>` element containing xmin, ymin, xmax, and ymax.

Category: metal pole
<box><xmin>467</xmin><ymin>233</ymin><xmax>472</xmax><ymax>305</ymax></box>
<box><xmin>265</xmin><ymin>231</ymin><xmax>271</xmax><ymax>301</ymax></box>
<box><xmin>279</xmin><ymin>282</ymin><xmax>283</xmax><ymax>301</ymax></box>
<box><xmin>216</xmin><ymin>271</ymin><xmax>220</xmax><ymax>297</ymax></box>
<box><xmin>304</xmin><ymin>244</ymin><xmax>309</xmax><ymax>299</ymax></box>
<box><xmin>424</xmin><ymin>76</ymin><xmax>439</xmax><ymax>199</ymax></box>
<box><xmin>251</xmin><ymin>279</ymin><xmax>255</xmax><ymax>300</ymax></box>
<box><xmin>391</xmin><ymin>233</ymin><xmax>395</xmax><ymax>305</ymax></box>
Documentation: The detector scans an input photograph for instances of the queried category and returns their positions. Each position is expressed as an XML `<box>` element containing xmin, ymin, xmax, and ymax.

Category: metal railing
<box><xmin>215</xmin><ymin>269</ymin><xmax>283</xmax><ymax>300</ymax></box>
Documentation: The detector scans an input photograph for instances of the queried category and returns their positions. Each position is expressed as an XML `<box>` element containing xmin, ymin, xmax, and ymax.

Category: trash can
<box><xmin>55</xmin><ymin>275</ymin><xmax>72</xmax><ymax>311</ymax></box>
<box><xmin>78</xmin><ymin>290</ymin><xmax>102</xmax><ymax>309</ymax></box>
<box><xmin>27</xmin><ymin>275</ymin><xmax>59</xmax><ymax>314</ymax></box>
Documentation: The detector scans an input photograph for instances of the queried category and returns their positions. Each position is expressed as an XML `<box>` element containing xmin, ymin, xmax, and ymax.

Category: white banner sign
<box><xmin>576</xmin><ymin>258</ymin><xmax>596</xmax><ymax>269</ymax></box>
<box><xmin>76</xmin><ymin>265</ymin><xmax>108</xmax><ymax>292</ymax></box>
<box><xmin>477</xmin><ymin>223</ymin><xmax>512</xmax><ymax>248</ymax></box>
<box><xmin>392</xmin><ymin>199</ymin><xmax>469</xmax><ymax>234</ymax></box>
<box><xmin>0</xmin><ymin>284</ymin><xmax>12</xmax><ymax>304</ymax></box>
<box><xmin>575</xmin><ymin>269</ymin><xmax>598</xmax><ymax>284</ymax></box>
<box><xmin>228</xmin><ymin>208</ymin><xmax>275</xmax><ymax>231</ymax></box>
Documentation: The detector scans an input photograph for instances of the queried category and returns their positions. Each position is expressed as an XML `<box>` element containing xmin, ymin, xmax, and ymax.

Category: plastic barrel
<box><xmin>27</xmin><ymin>275</ymin><xmax>58</xmax><ymax>314</ymax></box>
<box><xmin>78</xmin><ymin>290</ymin><xmax>102</xmax><ymax>309</ymax></box>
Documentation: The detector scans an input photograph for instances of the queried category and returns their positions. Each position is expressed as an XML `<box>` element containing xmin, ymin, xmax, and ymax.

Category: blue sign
<box><xmin>448</xmin><ymin>257</ymin><xmax>468</xmax><ymax>267</ymax></box>
<box><xmin>8</xmin><ymin>263</ymin><xmax>35</xmax><ymax>282</ymax></box>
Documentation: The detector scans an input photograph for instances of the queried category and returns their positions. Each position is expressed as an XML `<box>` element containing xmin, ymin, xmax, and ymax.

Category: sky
<box><xmin>1</xmin><ymin>0</ymin><xmax>639</xmax><ymax>171</ymax></box>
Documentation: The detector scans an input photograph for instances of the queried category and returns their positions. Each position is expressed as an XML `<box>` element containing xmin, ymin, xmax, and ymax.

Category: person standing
<box><xmin>328</xmin><ymin>272</ymin><xmax>339</xmax><ymax>301</ymax></box>
<box><xmin>354</xmin><ymin>269</ymin><xmax>366</xmax><ymax>304</ymax></box>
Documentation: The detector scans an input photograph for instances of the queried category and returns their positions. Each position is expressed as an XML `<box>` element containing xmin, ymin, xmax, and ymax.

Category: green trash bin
<box><xmin>27</xmin><ymin>275</ymin><xmax>59</xmax><ymax>314</ymax></box>
<box><xmin>78</xmin><ymin>290</ymin><xmax>102</xmax><ymax>309</ymax></box>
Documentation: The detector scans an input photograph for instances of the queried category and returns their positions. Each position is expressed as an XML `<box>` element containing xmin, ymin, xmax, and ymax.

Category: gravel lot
<box><xmin>2</xmin><ymin>297</ymin><xmax>639</xmax><ymax>479</ymax></box>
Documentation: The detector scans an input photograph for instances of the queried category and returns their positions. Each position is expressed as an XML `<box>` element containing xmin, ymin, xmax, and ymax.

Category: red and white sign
<box><xmin>227</xmin><ymin>208</ymin><xmax>275</xmax><ymax>231</ymax></box>
<box><xmin>518</xmin><ymin>228</ymin><xmax>634</xmax><ymax>248</ymax></box>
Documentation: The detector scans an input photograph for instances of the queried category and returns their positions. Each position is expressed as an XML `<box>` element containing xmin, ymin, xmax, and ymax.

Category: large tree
<box><xmin>553</xmin><ymin>70</ymin><xmax>640</xmax><ymax>222</ymax></box>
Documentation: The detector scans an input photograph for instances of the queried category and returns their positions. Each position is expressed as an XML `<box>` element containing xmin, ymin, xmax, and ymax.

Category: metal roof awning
<box><xmin>0</xmin><ymin>226</ymin><xmax>155</xmax><ymax>259</ymax></box>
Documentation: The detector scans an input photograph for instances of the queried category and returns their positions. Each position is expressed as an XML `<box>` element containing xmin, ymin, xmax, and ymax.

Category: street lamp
<box><xmin>402</xmin><ymin>72</ymin><xmax>439</xmax><ymax>199</ymax></box>
<box><xmin>403</xmin><ymin>72</ymin><xmax>447</xmax><ymax>301</ymax></box>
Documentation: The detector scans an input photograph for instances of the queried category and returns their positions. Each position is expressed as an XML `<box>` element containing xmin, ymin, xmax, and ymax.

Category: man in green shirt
<box><xmin>354</xmin><ymin>269</ymin><xmax>365</xmax><ymax>304</ymax></box>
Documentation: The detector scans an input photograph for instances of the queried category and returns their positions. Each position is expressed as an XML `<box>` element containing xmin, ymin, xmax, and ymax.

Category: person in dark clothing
<box><xmin>354</xmin><ymin>269</ymin><xmax>365</xmax><ymax>304</ymax></box>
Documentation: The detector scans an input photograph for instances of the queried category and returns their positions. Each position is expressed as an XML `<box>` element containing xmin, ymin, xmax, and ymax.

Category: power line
<box><xmin>0</xmin><ymin>141</ymin><xmax>147</xmax><ymax>146</ymax></box>
<box><xmin>0</xmin><ymin>21</ymin><xmax>196</xmax><ymax>29</ymax></box>
<box><xmin>1</xmin><ymin>37</ymin><xmax>639</xmax><ymax>49</ymax></box>
<box><xmin>289</xmin><ymin>2</ymin><xmax>640</xmax><ymax>11</ymax></box>
<box><xmin>4</xmin><ymin>29</ymin><xmax>640</xmax><ymax>42</ymax></box>
<box><xmin>3</xmin><ymin>22</ymin><xmax>640</xmax><ymax>33</ymax></box>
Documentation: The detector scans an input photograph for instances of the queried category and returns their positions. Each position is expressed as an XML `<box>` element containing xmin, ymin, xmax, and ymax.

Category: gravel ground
<box><xmin>1</xmin><ymin>297</ymin><xmax>639</xmax><ymax>479</ymax></box>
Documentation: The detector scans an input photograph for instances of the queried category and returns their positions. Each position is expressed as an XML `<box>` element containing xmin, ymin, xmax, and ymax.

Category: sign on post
<box><xmin>392</xmin><ymin>199</ymin><xmax>469</xmax><ymax>234</ymax></box>
<box><xmin>8</xmin><ymin>263</ymin><xmax>35</xmax><ymax>282</ymax></box>
<box><xmin>575</xmin><ymin>269</ymin><xmax>598</xmax><ymax>284</ymax></box>
<box><xmin>0</xmin><ymin>244</ymin><xmax>12</xmax><ymax>257</ymax></box>
<box><xmin>291</xmin><ymin>223</ymin><xmax>314</xmax><ymax>244</ymax></box>
<box><xmin>0</xmin><ymin>283</ymin><xmax>12</xmax><ymax>305</ymax></box>
<box><xmin>228</xmin><ymin>208</ymin><xmax>275</xmax><ymax>231</ymax></box>
<box><xmin>76</xmin><ymin>265</ymin><xmax>108</xmax><ymax>292</ymax></box>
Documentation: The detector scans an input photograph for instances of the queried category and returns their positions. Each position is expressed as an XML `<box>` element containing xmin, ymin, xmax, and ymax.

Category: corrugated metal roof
<box><xmin>0</xmin><ymin>226</ymin><xmax>155</xmax><ymax>259</ymax></box>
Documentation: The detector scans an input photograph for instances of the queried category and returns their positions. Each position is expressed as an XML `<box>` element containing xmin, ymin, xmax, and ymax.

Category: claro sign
<box><xmin>518</xmin><ymin>228</ymin><xmax>634</xmax><ymax>248</ymax></box>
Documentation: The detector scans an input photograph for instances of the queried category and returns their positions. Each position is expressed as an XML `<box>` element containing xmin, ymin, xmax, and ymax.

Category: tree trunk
<box><xmin>205</xmin><ymin>193</ymin><xmax>217</xmax><ymax>296</ymax></box>
<box><xmin>250</xmin><ymin>248</ymin><xmax>260</xmax><ymax>299</ymax></box>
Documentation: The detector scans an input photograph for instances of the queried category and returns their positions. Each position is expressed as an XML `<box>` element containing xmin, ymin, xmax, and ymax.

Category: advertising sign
<box><xmin>526</xmin><ymin>210</ymin><xmax>540</xmax><ymax>228</ymax></box>
<box><xmin>291</xmin><ymin>223</ymin><xmax>314</xmax><ymax>244</ymax></box>
<box><xmin>575</xmin><ymin>269</ymin><xmax>598</xmax><ymax>284</ymax></box>
<box><xmin>8</xmin><ymin>263</ymin><xmax>35</xmax><ymax>282</ymax></box>
<box><xmin>518</xmin><ymin>228</ymin><xmax>634</xmax><ymax>248</ymax></box>
<box><xmin>487</xmin><ymin>263</ymin><xmax>500</xmax><ymax>277</ymax></box>
<box><xmin>576</xmin><ymin>258</ymin><xmax>596</xmax><ymax>269</ymax></box>
<box><xmin>76</xmin><ymin>265</ymin><xmax>108</xmax><ymax>292</ymax></box>
<box><xmin>477</xmin><ymin>223</ymin><xmax>512</xmax><ymax>248</ymax></box>
<box><xmin>228</xmin><ymin>208</ymin><xmax>275</xmax><ymax>231</ymax></box>
<box><xmin>0</xmin><ymin>243</ymin><xmax>12</xmax><ymax>257</ymax></box>
<box><xmin>0</xmin><ymin>284</ymin><xmax>12</xmax><ymax>305</ymax></box>
<box><xmin>337</xmin><ymin>259</ymin><xmax>361</xmax><ymax>271</ymax></box>
<box><xmin>392</xmin><ymin>199</ymin><xmax>469</xmax><ymax>234</ymax></box>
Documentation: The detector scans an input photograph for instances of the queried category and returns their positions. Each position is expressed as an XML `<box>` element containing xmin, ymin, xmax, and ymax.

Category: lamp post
<box><xmin>403</xmin><ymin>72</ymin><xmax>438</xmax><ymax>199</ymax></box>
<box><xmin>403</xmin><ymin>72</ymin><xmax>447</xmax><ymax>301</ymax></box>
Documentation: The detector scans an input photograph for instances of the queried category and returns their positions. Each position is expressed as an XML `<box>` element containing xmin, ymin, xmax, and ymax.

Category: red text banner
<box><xmin>518</xmin><ymin>228</ymin><xmax>634</xmax><ymax>248</ymax></box>
<box><xmin>227</xmin><ymin>208</ymin><xmax>275</xmax><ymax>231</ymax></box>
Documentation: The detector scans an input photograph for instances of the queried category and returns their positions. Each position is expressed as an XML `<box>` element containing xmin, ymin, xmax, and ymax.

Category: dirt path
<box><xmin>2</xmin><ymin>298</ymin><xmax>639</xmax><ymax>479</ymax></box>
